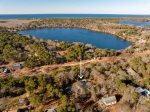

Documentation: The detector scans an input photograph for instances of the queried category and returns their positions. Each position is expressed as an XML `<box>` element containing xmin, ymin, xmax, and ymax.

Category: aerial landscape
<box><xmin>0</xmin><ymin>0</ymin><xmax>150</xmax><ymax>112</ymax></box>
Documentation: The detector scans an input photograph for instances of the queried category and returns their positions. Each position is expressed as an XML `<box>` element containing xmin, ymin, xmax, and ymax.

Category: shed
<box><xmin>13</xmin><ymin>62</ymin><xmax>25</xmax><ymax>69</ymax></box>
<box><xmin>100</xmin><ymin>96</ymin><xmax>117</xmax><ymax>106</ymax></box>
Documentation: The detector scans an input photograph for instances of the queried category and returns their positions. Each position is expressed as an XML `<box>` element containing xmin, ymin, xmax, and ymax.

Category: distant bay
<box><xmin>120</xmin><ymin>20</ymin><xmax>150</xmax><ymax>26</ymax></box>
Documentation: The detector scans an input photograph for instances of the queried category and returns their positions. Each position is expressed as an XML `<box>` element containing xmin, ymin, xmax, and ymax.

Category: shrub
<box><xmin>131</xmin><ymin>92</ymin><xmax>140</xmax><ymax>103</ymax></box>
<box><xmin>114</xmin><ymin>78</ymin><xmax>127</xmax><ymax>94</ymax></box>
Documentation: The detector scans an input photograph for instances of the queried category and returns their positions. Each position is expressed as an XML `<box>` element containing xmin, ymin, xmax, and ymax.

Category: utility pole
<box><xmin>79</xmin><ymin>59</ymin><xmax>84</xmax><ymax>79</ymax></box>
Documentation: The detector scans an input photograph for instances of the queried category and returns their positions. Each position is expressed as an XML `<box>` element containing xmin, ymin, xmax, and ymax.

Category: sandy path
<box><xmin>14</xmin><ymin>57</ymin><xmax>114</xmax><ymax>77</ymax></box>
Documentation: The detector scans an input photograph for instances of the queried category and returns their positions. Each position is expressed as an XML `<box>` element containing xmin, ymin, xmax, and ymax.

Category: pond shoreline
<box><xmin>19</xmin><ymin>28</ymin><xmax>132</xmax><ymax>50</ymax></box>
<box><xmin>0</xmin><ymin>18</ymin><xmax>148</xmax><ymax>49</ymax></box>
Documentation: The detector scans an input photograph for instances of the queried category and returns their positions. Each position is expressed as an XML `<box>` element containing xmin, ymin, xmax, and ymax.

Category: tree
<box><xmin>25</xmin><ymin>76</ymin><xmax>38</xmax><ymax>92</ymax></box>
<box><xmin>3</xmin><ymin>44</ymin><xmax>25</xmax><ymax>61</ymax></box>
<box><xmin>130</xmin><ymin>57</ymin><xmax>146</xmax><ymax>74</ymax></box>
<box><xmin>66</xmin><ymin>44</ymin><xmax>85</xmax><ymax>61</ymax></box>
<box><xmin>114</xmin><ymin>78</ymin><xmax>126</xmax><ymax>94</ymax></box>
<box><xmin>29</xmin><ymin>93</ymin><xmax>42</xmax><ymax>106</ymax></box>
<box><xmin>25</xmin><ymin>56</ymin><xmax>41</xmax><ymax>68</ymax></box>
<box><xmin>132</xmin><ymin>92</ymin><xmax>140</xmax><ymax>103</ymax></box>
<box><xmin>56</xmin><ymin>95</ymin><xmax>75</xmax><ymax>112</ymax></box>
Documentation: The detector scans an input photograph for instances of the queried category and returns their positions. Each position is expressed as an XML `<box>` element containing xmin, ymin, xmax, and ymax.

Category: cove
<box><xmin>19</xmin><ymin>28</ymin><xmax>131</xmax><ymax>50</ymax></box>
<box><xmin>120</xmin><ymin>20</ymin><xmax>150</xmax><ymax>26</ymax></box>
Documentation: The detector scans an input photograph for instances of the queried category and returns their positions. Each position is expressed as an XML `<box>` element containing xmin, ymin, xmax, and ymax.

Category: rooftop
<box><xmin>101</xmin><ymin>96</ymin><xmax>117</xmax><ymax>106</ymax></box>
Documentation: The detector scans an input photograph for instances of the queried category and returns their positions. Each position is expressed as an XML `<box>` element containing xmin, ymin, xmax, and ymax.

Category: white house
<box><xmin>135</xmin><ymin>87</ymin><xmax>150</xmax><ymax>98</ymax></box>
<box><xmin>99</xmin><ymin>96</ymin><xmax>117</xmax><ymax>106</ymax></box>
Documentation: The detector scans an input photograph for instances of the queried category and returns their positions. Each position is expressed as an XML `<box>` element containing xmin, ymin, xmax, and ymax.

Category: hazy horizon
<box><xmin>0</xmin><ymin>0</ymin><xmax>150</xmax><ymax>14</ymax></box>
<box><xmin>0</xmin><ymin>14</ymin><xmax>150</xmax><ymax>15</ymax></box>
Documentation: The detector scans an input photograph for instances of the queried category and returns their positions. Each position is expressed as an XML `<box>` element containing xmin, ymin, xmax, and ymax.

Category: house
<box><xmin>72</xmin><ymin>81</ymin><xmax>91</xmax><ymax>98</ymax></box>
<box><xmin>138</xmin><ymin>39</ymin><xmax>146</xmax><ymax>43</ymax></box>
<box><xmin>0</xmin><ymin>67</ymin><xmax>10</xmax><ymax>73</ymax></box>
<box><xmin>44</xmin><ymin>108</ymin><xmax>56</xmax><ymax>112</ymax></box>
<box><xmin>13</xmin><ymin>62</ymin><xmax>25</xmax><ymax>69</ymax></box>
<box><xmin>99</xmin><ymin>96</ymin><xmax>117</xmax><ymax>106</ymax></box>
<box><xmin>85</xmin><ymin>44</ymin><xmax>95</xmax><ymax>48</ymax></box>
<box><xmin>135</xmin><ymin>87</ymin><xmax>150</xmax><ymax>98</ymax></box>
<box><xmin>135</xmin><ymin>87</ymin><xmax>144</xmax><ymax>93</ymax></box>
<box><xmin>88</xmin><ymin>49</ymin><xmax>94</xmax><ymax>53</ymax></box>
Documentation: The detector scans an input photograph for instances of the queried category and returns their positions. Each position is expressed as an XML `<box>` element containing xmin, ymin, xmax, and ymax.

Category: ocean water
<box><xmin>19</xmin><ymin>28</ymin><xmax>131</xmax><ymax>50</ymax></box>
<box><xmin>0</xmin><ymin>14</ymin><xmax>150</xmax><ymax>20</ymax></box>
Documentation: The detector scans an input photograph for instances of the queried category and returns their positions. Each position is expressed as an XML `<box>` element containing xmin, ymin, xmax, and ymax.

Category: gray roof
<box><xmin>135</xmin><ymin>87</ymin><xmax>150</xmax><ymax>97</ymax></box>
<box><xmin>135</xmin><ymin>87</ymin><xmax>144</xmax><ymax>93</ymax></box>
<box><xmin>13</xmin><ymin>62</ymin><xmax>25</xmax><ymax>69</ymax></box>
<box><xmin>101</xmin><ymin>96</ymin><xmax>117</xmax><ymax>105</ymax></box>
<box><xmin>14</xmin><ymin>62</ymin><xmax>24</xmax><ymax>66</ymax></box>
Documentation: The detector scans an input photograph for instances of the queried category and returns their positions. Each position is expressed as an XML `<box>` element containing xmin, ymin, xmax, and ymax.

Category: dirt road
<box><xmin>15</xmin><ymin>57</ymin><xmax>114</xmax><ymax>76</ymax></box>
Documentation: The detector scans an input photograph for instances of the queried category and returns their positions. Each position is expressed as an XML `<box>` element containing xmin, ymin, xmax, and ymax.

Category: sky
<box><xmin>0</xmin><ymin>0</ymin><xmax>150</xmax><ymax>14</ymax></box>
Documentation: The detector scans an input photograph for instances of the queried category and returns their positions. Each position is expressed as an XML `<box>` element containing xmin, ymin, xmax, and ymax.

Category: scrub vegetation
<box><xmin>0</xmin><ymin>18</ymin><xmax>150</xmax><ymax>112</ymax></box>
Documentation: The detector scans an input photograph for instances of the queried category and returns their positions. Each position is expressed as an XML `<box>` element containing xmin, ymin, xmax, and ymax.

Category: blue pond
<box><xmin>19</xmin><ymin>28</ymin><xmax>131</xmax><ymax>50</ymax></box>
<box><xmin>121</xmin><ymin>20</ymin><xmax>150</xmax><ymax>26</ymax></box>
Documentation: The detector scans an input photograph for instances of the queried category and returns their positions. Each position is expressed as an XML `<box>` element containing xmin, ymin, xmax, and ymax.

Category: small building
<box><xmin>44</xmin><ymin>108</ymin><xmax>56</xmax><ymax>112</ymax></box>
<box><xmin>72</xmin><ymin>81</ymin><xmax>91</xmax><ymax>98</ymax></box>
<box><xmin>85</xmin><ymin>44</ymin><xmax>95</xmax><ymax>48</ymax></box>
<box><xmin>138</xmin><ymin>39</ymin><xmax>146</xmax><ymax>43</ymax></box>
<box><xmin>88</xmin><ymin>49</ymin><xmax>94</xmax><ymax>53</ymax></box>
<box><xmin>13</xmin><ymin>62</ymin><xmax>25</xmax><ymax>69</ymax></box>
<box><xmin>135</xmin><ymin>87</ymin><xmax>144</xmax><ymax>93</ymax></box>
<box><xmin>135</xmin><ymin>87</ymin><xmax>150</xmax><ymax>98</ymax></box>
<box><xmin>99</xmin><ymin>96</ymin><xmax>117</xmax><ymax>106</ymax></box>
<box><xmin>0</xmin><ymin>67</ymin><xmax>10</xmax><ymax>73</ymax></box>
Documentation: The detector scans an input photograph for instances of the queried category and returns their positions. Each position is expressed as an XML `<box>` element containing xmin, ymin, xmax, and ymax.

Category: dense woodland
<box><xmin>0</xmin><ymin>30</ymin><xmax>118</xmax><ymax>68</ymax></box>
